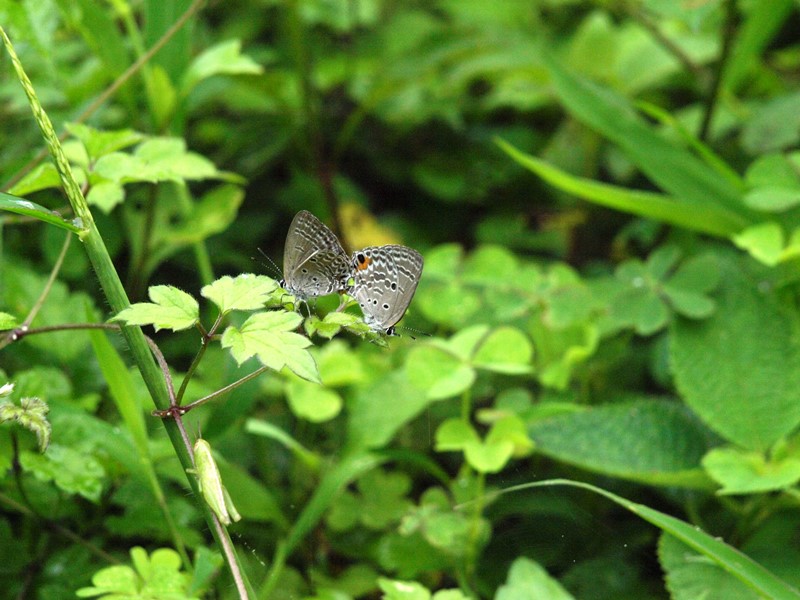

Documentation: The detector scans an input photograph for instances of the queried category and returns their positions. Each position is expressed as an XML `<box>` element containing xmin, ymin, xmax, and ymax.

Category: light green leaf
<box><xmin>182</xmin><ymin>39</ymin><xmax>264</xmax><ymax>93</ymax></box>
<box><xmin>702</xmin><ymin>447</ymin><xmax>800</xmax><ymax>495</ymax></box>
<box><xmin>732</xmin><ymin>222</ymin><xmax>784</xmax><ymax>266</ymax></box>
<box><xmin>286</xmin><ymin>380</ymin><xmax>343</xmax><ymax>422</ymax></box>
<box><xmin>377</xmin><ymin>578</ymin><xmax>431</xmax><ymax>600</ymax></box>
<box><xmin>472</xmin><ymin>326</ymin><xmax>533</xmax><ymax>374</ymax></box>
<box><xmin>112</xmin><ymin>285</ymin><xmax>200</xmax><ymax>331</ymax></box>
<box><xmin>86</xmin><ymin>180</ymin><xmax>125</xmax><ymax>213</ymax></box>
<box><xmin>221</xmin><ymin>311</ymin><xmax>320</xmax><ymax>382</ymax></box>
<box><xmin>201</xmin><ymin>274</ymin><xmax>278</xmax><ymax>314</ymax></box>
<box><xmin>496</xmin><ymin>557</ymin><xmax>575</xmax><ymax>600</ymax></box>
<box><xmin>744</xmin><ymin>187</ymin><xmax>800</xmax><ymax>212</ymax></box>
<box><xmin>435</xmin><ymin>419</ymin><xmax>479</xmax><ymax>451</ymax></box>
<box><xmin>7</xmin><ymin>162</ymin><xmax>61</xmax><ymax>195</ymax></box>
<box><xmin>0</xmin><ymin>312</ymin><xmax>19</xmax><ymax>330</ymax></box>
<box><xmin>405</xmin><ymin>345</ymin><xmax>475</xmax><ymax>400</ymax></box>
<box><xmin>65</xmin><ymin>122</ymin><xmax>144</xmax><ymax>160</ymax></box>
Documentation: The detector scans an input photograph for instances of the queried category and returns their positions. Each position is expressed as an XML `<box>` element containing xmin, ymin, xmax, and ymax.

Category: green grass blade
<box><xmin>497</xmin><ymin>479</ymin><xmax>800</xmax><ymax>600</ymax></box>
<box><xmin>542</xmin><ymin>52</ymin><xmax>750</xmax><ymax>218</ymax></box>
<box><xmin>497</xmin><ymin>138</ymin><xmax>746</xmax><ymax>237</ymax></box>
<box><xmin>0</xmin><ymin>192</ymin><xmax>83</xmax><ymax>233</ymax></box>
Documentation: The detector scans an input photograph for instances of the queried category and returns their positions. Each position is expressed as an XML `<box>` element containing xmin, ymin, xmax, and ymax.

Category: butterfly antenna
<box><xmin>255</xmin><ymin>247</ymin><xmax>283</xmax><ymax>279</ymax></box>
<box><xmin>397</xmin><ymin>324</ymin><xmax>432</xmax><ymax>340</ymax></box>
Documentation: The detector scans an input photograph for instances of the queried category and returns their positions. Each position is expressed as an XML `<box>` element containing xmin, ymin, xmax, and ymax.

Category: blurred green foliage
<box><xmin>2</xmin><ymin>0</ymin><xmax>800</xmax><ymax>598</ymax></box>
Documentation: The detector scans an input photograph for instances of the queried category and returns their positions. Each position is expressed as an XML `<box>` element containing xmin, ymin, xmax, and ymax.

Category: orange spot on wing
<box><xmin>355</xmin><ymin>254</ymin><xmax>372</xmax><ymax>270</ymax></box>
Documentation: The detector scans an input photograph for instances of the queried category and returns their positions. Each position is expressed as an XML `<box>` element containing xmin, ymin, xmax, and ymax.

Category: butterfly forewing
<box><xmin>351</xmin><ymin>245</ymin><xmax>424</xmax><ymax>333</ymax></box>
<box><xmin>282</xmin><ymin>210</ymin><xmax>350</xmax><ymax>300</ymax></box>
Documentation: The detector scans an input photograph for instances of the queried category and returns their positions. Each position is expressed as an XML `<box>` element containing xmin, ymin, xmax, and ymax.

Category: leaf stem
<box><xmin>21</xmin><ymin>231</ymin><xmax>71</xmax><ymax>330</ymax></box>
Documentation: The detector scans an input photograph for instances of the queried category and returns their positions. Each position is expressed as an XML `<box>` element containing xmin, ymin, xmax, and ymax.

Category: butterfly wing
<box><xmin>351</xmin><ymin>245</ymin><xmax>423</xmax><ymax>332</ymax></box>
<box><xmin>283</xmin><ymin>210</ymin><xmax>350</xmax><ymax>299</ymax></box>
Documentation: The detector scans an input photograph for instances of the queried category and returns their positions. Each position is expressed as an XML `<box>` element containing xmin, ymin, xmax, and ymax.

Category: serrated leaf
<box><xmin>0</xmin><ymin>396</ymin><xmax>51</xmax><ymax>451</ymax></box>
<box><xmin>65</xmin><ymin>122</ymin><xmax>144</xmax><ymax>160</ymax></box>
<box><xmin>702</xmin><ymin>447</ymin><xmax>800</xmax><ymax>495</ymax></box>
<box><xmin>286</xmin><ymin>380</ymin><xmax>342</xmax><ymax>422</ymax></box>
<box><xmin>20</xmin><ymin>444</ymin><xmax>105</xmax><ymax>502</ymax></box>
<box><xmin>221</xmin><ymin>311</ymin><xmax>320</xmax><ymax>382</ymax></box>
<box><xmin>201</xmin><ymin>274</ymin><xmax>277</xmax><ymax>314</ymax></box>
<box><xmin>112</xmin><ymin>285</ymin><xmax>199</xmax><ymax>331</ymax></box>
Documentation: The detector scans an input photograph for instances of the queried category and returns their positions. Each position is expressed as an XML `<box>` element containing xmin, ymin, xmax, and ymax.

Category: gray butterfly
<box><xmin>281</xmin><ymin>210</ymin><xmax>350</xmax><ymax>301</ymax></box>
<box><xmin>350</xmin><ymin>245</ymin><xmax>424</xmax><ymax>335</ymax></box>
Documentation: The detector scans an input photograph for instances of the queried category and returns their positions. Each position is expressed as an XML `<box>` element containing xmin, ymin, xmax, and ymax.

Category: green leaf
<box><xmin>659</xmin><ymin>533</ymin><xmax>763</xmax><ymax>600</ymax></box>
<box><xmin>65</xmin><ymin>123</ymin><xmax>144</xmax><ymax>161</ymax></box>
<box><xmin>76</xmin><ymin>546</ymin><xmax>194</xmax><ymax>599</ymax></box>
<box><xmin>0</xmin><ymin>191</ymin><xmax>83</xmax><ymax>233</ymax></box>
<box><xmin>0</xmin><ymin>312</ymin><xmax>19</xmax><ymax>330</ymax></box>
<box><xmin>347</xmin><ymin>371</ymin><xmax>431</xmax><ymax>451</ymax></box>
<box><xmin>86</xmin><ymin>180</ymin><xmax>125</xmax><ymax>212</ymax></box>
<box><xmin>182</xmin><ymin>39</ymin><xmax>263</xmax><ymax>93</ymax></box>
<box><xmin>286</xmin><ymin>379</ymin><xmax>343</xmax><ymax>422</ymax></box>
<box><xmin>529</xmin><ymin>399</ymin><xmax>714</xmax><ymax>488</ymax></box>
<box><xmin>471</xmin><ymin>326</ymin><xmax>533</xmax><ymax>374</ymax></box>
<box><xmin>405</xmin><ymin>345</ymin><xmax>475</xmax><ymax>400</ymax></box>
<box><xmin>498</xmin><ymin>139</ymin><xmax>745</xmax><ymax>237</ymax></box>
<box><xmin>732</xmin><ymin>222</ymin><xmax>784</xmax><ymax>266</ymax></box>
<box><xmin>201</xmin><ymin>274</ymin><xmax>278</xmax><ymax>314</ymax></box>
<box><xmin>20</xmin><ymin>444</ymin><xmax>105</xmax><ymax>502</ymax></box>
<box><xmin>221</xmin><ymin>311</ymin><xmax>320</xmax><ymax>382</ymax></box>
<box><xmin>702</xmin><ymin>447</ymin><xmax>800</xmax><ymax>495</ymax></box>
<box><xmin>168</xmin><ymin>184</ymin><xmax>246</xmax><ymax>245</ymax></box>
<box><xmin>496</xmin><ymin>557</ymin><xmax>575</xmax><ymax>600</ymax></box>
<box><xmin>245</xmin><ymin>418</ymin><xmax>320</xmax><ymax>469</ymax></box>
<box><xmin>377</xmin><ymin>578</ymin><xmax>431</xmax><ymax>600</ymax></box>
<box><xmin>7</xmin><ymin>162</ymin><xmax>61</xmax><ymax>195</ymax></box>
<box><xmin>435</xmin><ymin>419</ymin><xmax>480</xmax><ymax>451</ymax></box>
<box><xmin>671</xmin><ymin>256</ymin><xmax>800</xmax><ymax>450</ymax></box>
<box><xmin>541</xmin><ymin>53</ymin><xmax>749</xmax><ymax>221</ymax></box>
<box><xmin>112</xmin><ymin>285</ymin><xmax>200</xmax><ymax>331</ymax></box>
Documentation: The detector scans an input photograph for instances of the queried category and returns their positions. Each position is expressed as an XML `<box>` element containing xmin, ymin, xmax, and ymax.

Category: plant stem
<box><xmin>699</xmin><ymin>0</ymin><xmax>737</xmax><ymax>142</ymax></box>
<box><xmin>0</xmin><ymin>27</ymin><xmax>252</xmax><ymax>599</ymax></box>
<box><xmin>21</xmin><ymin>232</ymin><xmax>71</xmax><ymax>329</ymax></box>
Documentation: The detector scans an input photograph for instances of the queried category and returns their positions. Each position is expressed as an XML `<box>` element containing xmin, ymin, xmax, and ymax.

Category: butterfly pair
<box><xmin>281</xmin><ymin>210</ymin><xmax>424</xmax><ymax>335</ymax></box>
